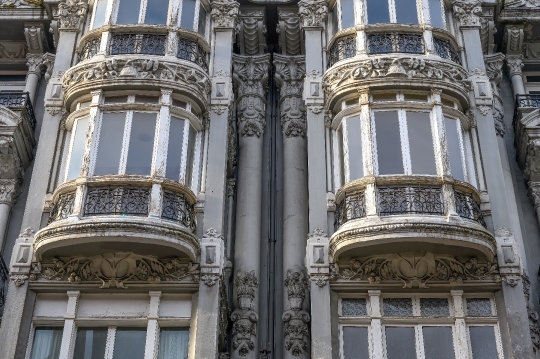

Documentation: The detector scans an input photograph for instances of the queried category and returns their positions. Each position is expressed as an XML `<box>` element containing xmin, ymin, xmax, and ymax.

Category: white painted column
<box><xmin>0</xmin><ymin>180</ymin><xmax>18</xmax><ymax>251</ymax></box>
<box><xmin>451</xmin><ymin>290</ymin><xmax>470</xmax><ymax>359</ymax></box>
<box><xmin>58</xmin><ymin>291</ymin><xmax>80</xmax><ymax>359</ymax></box>
<box><xmin>368</xmin><ymin>290</ymin><xmax>385</xmax><ymax>358</ymax></box>
<box><xmin>144</xmin><ymin>291</ymin><xmax>162</xmax><ymax>359</ymax></box>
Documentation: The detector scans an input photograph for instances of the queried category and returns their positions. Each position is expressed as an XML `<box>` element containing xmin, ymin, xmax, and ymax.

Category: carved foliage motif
<box><xmin>485</xmin><ymin>54</ymin><xmax>505</xmax><ymax>137</ymax></box>
<box><xmin>506</xmin><ymin>55</ymin><xmax>524</xmax><ymax>77</ymax></box>
<box><xmin>298</xmin><ymin>0</ymin><xmax>328</xmax><ymax>28</ymax></box>
<box><xmin>452</xmin><ymin>0</ymin><xmax>482</xmax><ymax>27</ymax></box>
<box><xmin>56</xmin><ymin>0</ymin><xmax>88</xmax><ymax>30</ymax></box>
<box><xmin>31</xmin><ymin>252</ymin><xmax>199</xmax><ymax>288</ymax></box>
<box><xmin>274</xmin><ymin>55</ymin><xmax>306</xmax><ymax>138</ymax></box>
<box><xmin>331</xmin><ymin>252</ymin><xmax>500</xmax><ymax>288</ymax></box>
<box><xmin>0</xmin><ymin>0</ymin><xmax>41</xmax><ymax>7</ymax></box>
<box><xmin>231</xmin><ymin>270</ymin><xmax>259</xmax><ymax>356</ymax></box>
<box><xmin>283</xmin><ymin>268</ymin><xmax>310</xmax><ymax>357</ymax></box>
<box><xmin>211</xmin><ymin>0</ymin><xmax>240</xmax><ymax>29</ymax></box>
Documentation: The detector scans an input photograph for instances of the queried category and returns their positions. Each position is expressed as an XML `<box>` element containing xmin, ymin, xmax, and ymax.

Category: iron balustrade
<box><xmin>0</xmin><ymin>256</ymin><xmax>7</xmax><ymax>323</ymax></box>
<box><xmin>328</xmin><ymin>35</ymin><xmax>357</xmax><ymax>69</ymax></box>
<box><xmin>161</xmin><ymin>191</ymin><xmax>197</xmax><ymax>232</ymax></box>
<box><xmin>334</xmin><ymin>190</ymin><xmax>367</xmax><ymax>230</ymax></box>
<box><xmin>0</xmin><ymin>92</ymin><xmax>36</xmax><ymax>130</ymax></box>
<box><xmin>109</xmin><ymin>33</ymin><xmax>167</xmax><ymax>55</ymax></box>
<box><xmin>84</xmin><ymin>186</ymin><xmax>150</xmax><ymax>216</ymax></box>
<box><xmin>78</xmin><ymin>37</ymin><xmax>101</xmax><ymax>61</ymax></box>
<box><xmin>454</xmin><ymin>190</ymin><xmax>486</xmax><ymax>228</ymax></box>
<box><xmin>177</xmin><ymin>36</ymin><xmax>209</xmax><ymax>72</ymax></box>
<box><xmin>433</xmin><ymin>37</ymin><xmax>461</xmax><ymax>64</ymax></box>
<box><xmin>514</xmin><ymin>94</ymin><xmax>540</xmax><ymax>128</ymax></box>
<box><xmin>378</xmin><ymin>186</ymin><xmax>444</xmax><ymax>216</ymax></box>
<box><xmin>367</xmin><ymin>33</ymin><xmax>424</xmax><ymax>55</ymax></box>
<box><xmin>48</xmin><ymin>192</ymin><xmax>76</xmax><ymax>224</ymax></box>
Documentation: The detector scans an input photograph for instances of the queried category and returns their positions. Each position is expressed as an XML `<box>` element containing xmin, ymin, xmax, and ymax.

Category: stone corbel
<box><xmin>469</xmin><ymin>68</ymin><xmax>493</xmax><ymax>109</ymax></box>
<box><xmin>504</xmin><ymin>25</ymin><xmax>524</xmax><ymax>55</ymax></box>
<box><xmin>495</xmin><ymin>228</ymin><xmax>522</xmax><ymax>287</ymax></box>
<box><xmin>306</xmin><ymin>228</ymin><xmax>330</xmax><ymax>287</ymax></box>
<box><xmin>237</xmin><ymin>8</ymin><xmax>266</xmax><ymax>55</ymax></box>
<box><xmin>452</xmin><ymin>0</ymin><xmax>483</xmax><ymax>28</ymax></box>
<box><xmin>9</xmin><ymin>228</ymin><xmax>35</xmax><ymax>287</ymax></box>
<box><xmin>200</xmin><ymin>228</ymin><xmax>226</xmax><ymax>286</ymax></box>
<box><xmin>23</xmin><ymin>23</ymin><xmax>48</xmax><ymax>54</ymax></box>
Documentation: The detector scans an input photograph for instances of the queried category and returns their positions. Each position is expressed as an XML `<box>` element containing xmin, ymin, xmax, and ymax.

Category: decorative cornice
<box><xmin>452</xmin><ymin>0</ymin><xmax>483</xmax><ymax>27</ymax></box>
<box><xmin>211</xmin><ymin>0</ymin><xmax>240</xmax><ymax>30</ymax></box>
<box><xmin>298</xmin><ymin>0</ymin><xmax>328</xmax><ymax>28</ymax></box>
<box><xmin>274</xmin><ymin>55</ymin><xmax>306</xmax><ymax>138</ymax></box>
<box><xmin>55</xmin><ymin>0</ymin><xmax>88</xmax><ymax>30</ymax></box>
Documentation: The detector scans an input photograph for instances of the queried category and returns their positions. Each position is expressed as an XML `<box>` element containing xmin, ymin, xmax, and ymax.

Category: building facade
<box><xmin>1</xmin><ymin>0</ymin><xmax>540</xmax><ymax>358</ymax></box>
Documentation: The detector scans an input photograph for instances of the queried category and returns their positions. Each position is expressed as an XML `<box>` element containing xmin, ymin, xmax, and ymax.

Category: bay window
<box><xmin>363</xmin><ymin>0</ymin><xmax>448</xmax><ymax>28</ymax></box>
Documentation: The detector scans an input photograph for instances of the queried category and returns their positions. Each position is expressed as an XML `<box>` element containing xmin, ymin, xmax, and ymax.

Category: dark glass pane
<box><xmin>94</xmin><ymin>113</ymin><xmax>126</xmax><ymax>175</ymax></box>
<box><xmin>73</xmin><ymin>328</ymin><xmax>108</xmax><ymax>359</ymax></box>
<box><xmin>344</xmin><ymin>116</ymin><xmax>363</xmax><ymax>181</ymax></box>
<box><xmin>338</xmin><ymin>127</ymin><xmax>345</xmax><ymax>184</ymax></box>
<box><xmin>30</xmin><ymin>328</ymin><xmax>63</xmax><ymax>359</ymax></box>
<box><xmin>445</xmin><ymin>118</ymin><xmax>464</xmax><ymax>181</ymax></box>
<box><xmin>126</xmin><ymin>112</ymin><xmax>157</xmax><ymax>175</ymax></box>
<box><xmin>92</xmin><ymin>0</ymin><xmax>108</xmax><ymax>29</ymax></box>
<box><xmin>135</xmin><ymin>96</ymin><xmax>159</xmax><ymax>103</ymax></box>
<box><xmin>158</xmin><ymin>328</ymin><xmax>190</xmax><ymax>359</ymax></box>
<box><xmin>366</xmin><ymin>0</ymin><xmax>390</xmax><ymax>24</ymax></box>
<box><xmin>396</xmin><ymin>0</ymin><xmax>419</xmax><ymax>24</ymax></box>
<box><xmin>116</xmin><ymin>0</ymin><xmax>141</xmax><ymax>24</ymax></box>
<box><xmin>375</xmin><ymin>111</ymin><xmax>404</xmax><ymax>175</ymax></box>
<box><xmin>166</xmin><ymin>117</ymin><xmax>185</xmax><ymax>181</ymax></box>
<box><xmin>341</xmin><ymin>0</ymin><xmax>355</xmax><ymax>29</ymax></box>
<box><xmin>104</xmin><ymin>96</ymin><xmax>128</xmax><ymax>104</ymax></box>
<box><xmin>180</xmin><ymin>0</ymin><xmax>196</xmax><ymax>30</ymax></box>
<box><xmin>429</xmin><ymin>0</ymin><xmax>444</xmax><ymax>28</ymax></box>
<box><xmin>145</xmin><ymin>0</ymin><xmax>169</xmax><ymax>24</ymax></box>
<box><xmin>385</xmin><ymin>327</ymin><xmax>416</xmax><ymax>359</ymax></box>
<box><xmin>331</xmin><ymin>4</ymin><xmax>339</xmax><ymax>34</ymax></box>
<box><xmin>407</xmin><ymin>112</ymin><xmax>437</xmax><ymax>175</ymax></box>
<box><xmin>198</xmin><ymin>5</ymin><xmax>207</xmax><ymax>36</ymax></box>
<box><xmin>67</xmin><ymin>117</ymin><xmax>89</xmax><ymax>181</ymax></box>
<box><xmin>343</xmin><ymin>326</ymin><xmax>370</xmax><ymax>359</ymax></box>
<box><xmin>469</xmin><ymin>326</ymin><xmax>499</xmax><ymax>359</ymax></box>
<box><xmin>423</xmin><ymin>326</ymin><xmax>455</xmax><ymax>359</ymax></box>
<box><xmin>113</xmin><ymin>328</ymin><xmax>146</xmax><ymax>359</ymax></box>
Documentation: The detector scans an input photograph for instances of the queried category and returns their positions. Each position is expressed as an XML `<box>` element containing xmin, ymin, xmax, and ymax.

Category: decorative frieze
<box><xmin>211</xmin><ymin>0</ymin><xmax>240</xmax><ymax>30</ymax></box>
<box><xmin>283</xmin><ymin>268</ymin><xmax>310</xmax><ymax>357</ymax></box>
<box><xmin>231</xmin><ymin>270</ymin><xmax>259</xmax><ymax>356</ymax></box>
<box><xmin>452</xmin><ymin>0</ymin><xmax>483</xmax><ymax>27</ymax></box>
<box><xmin>55</xmin><ymin>0</ymin><xmax>88</xmax><ymax>30</ymax></box>
<box><xmin>297</xmin><ymin>0</ymin><xmax>328</xmax><ymax>28</ymax></box>
<box><xmin>0</xmin><ymin>0</ymin><xmax>40</xmax><ymax>7</ymax></box>
<box><xmin>274</xmin><ymin>55</ymin><xmax>306</xmax><ymax>138</ymax></box>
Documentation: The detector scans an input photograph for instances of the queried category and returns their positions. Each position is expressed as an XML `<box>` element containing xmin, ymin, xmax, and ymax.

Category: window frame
<box><xmin>64</xmin><ymin>115</ymin><xmax>90</xmax><ymax>182</ymax></box>
<box><xmin>362</xmin><ymin>0</ymin><xmax>448</xmax><ymax>28</ymax></box>
<box><xmin>111</xmin><ymin>0</ymin><xmax>173</xmax><ymax>25</ymax></box>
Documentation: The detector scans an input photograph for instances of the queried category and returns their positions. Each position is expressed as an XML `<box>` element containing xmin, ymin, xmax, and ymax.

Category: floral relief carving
<box><xmin>452</xmin><ymin>0</ymin><xmax>483</xmax><ymax>27</ymax></box>
<box><xmin>10</xmin><ymin>274</ymin><xmax>28</xmax><ymax>287</ymax></box>
<box><xmin>56</xmin><ymin>0</ymin><xmax>88</xmax><ymax>30</ymax></box>
<box><xmin>274</xmin><ymin>55</ymin><xmax>306</xmax><ymax>138</ymax></box>
<box><xmin>506</xmin><ymin>55</ymin><xmax>524</xmax><ymax>77</ymax></box>
<box><xmin>283</xmin><ymin>268</ymin><xmax>310</xmax><ymax>357</ymax></box>
<box><xmin>0</xmin><ymin>180</ymin><xmax>19</xmax><ymax>205</ymax></box>
<box><xmin>298</xmin><ymin>0</ymin><xmax>328</xmax><ymax>28</ymax></box>
<box><xmin>211</xmin><ymin>0</ymin><xmax>240</xmax><ymax>29</ymax></box>
<box><xmin>231</xmin><ymin>270</ymin><xmax>259</xmax><ymax>356</ymax></box>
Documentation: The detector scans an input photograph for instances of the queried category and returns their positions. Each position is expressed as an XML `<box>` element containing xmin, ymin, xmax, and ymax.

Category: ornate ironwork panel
<box><xmin>78</xmin><ymin>37</ymin><xmax>101</xmax><ymax>61</ymax></box>
<box><xmin>177</xmin><ymin>36</ymin><xmax>209</xmax><ymax>72</ymax></box>
<box><xmin>109</xmin><ymin>33</ymin><xmax>166</xmax><ymax>55</ymax></box>
<box><xmin>433</xmin><ymin>37</ymin><xmax>461</xmax><ymax>64</ymax></box>
<box><xmin>161</xmin><ymin>191</ymin><xmax>196</xmax><ymax>232</ymax></box>
<box><xmin>328</xmin><ymin>35</ymin><xmax>357</xmax><ymax>69</ymax></box>
<box><xmin>378</xmin><ymin>186</ymin><xmax>444</xmax><ymax>216</ymax></box>
<box><xmin>454</xmin><ymin>190</ymin><xmax>486</xmax><ymax>227</ymax></box>
<box><xmin>334</xmin><ymin>190</ymin><xmax>366</xmax><ymax>230</ymax></box>
<box><xmin>0</xmin><ymin>256</ymin><xmax>7</xmax><ymax>322</ymax></box>
<box><xmin>84</xmin><ymin>186</ymin><xmax>150</xmax><ymax>216</ymax></box>
<box><xmin>0</xmin><ymin>92</ymin><xmax>36</xmax><ymax>130</ymax></box>
<box><xmin>48</xmin><ymin>192</ymin><xmax>76</xmax><ymax>224</ymax></box>
<box><xmin>367</xmin><ymin>33</ymin><xmax>424</xmax><ymax>55</ymax></box>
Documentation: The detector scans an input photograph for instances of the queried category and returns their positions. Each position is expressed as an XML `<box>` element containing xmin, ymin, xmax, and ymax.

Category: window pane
<box><xmin>342</xmin><ymin>298</ymin><xmax>367</xmax><ymax>316</ymax></box>
<box><xmin>92</xmin><ymin>0</ymin><xmax>108</xmax><ymax>29</ymax></box>
<box><xmin>113</xmin><ymin>328</ymin><xmax>146</xmax><ymax>359</ymax></box>
<box><xmin>375</xmin><ymin>111</ymin><xmax>403</xmax><ymax>175</ymax></box>
<box><xmin>445</xmin><ymin>118</ymin><xmax>464</xmax><ymax>181</ymax></box>
<box><xmin>366</xmin><ymin>0</ymin><xmax>390</xmax><ymax>24</ymax></box>
<box><xmin>407</xmin><ymin>112</ymin><xmax>437</xmax><ymax>175</ymax></box>
<box><xmin>429</xmin><ymin>0</ymin><xmax>444</xmax><ymax>28</ymax></box>
<box><xmin>166</xmin><ymin>117</ymin><xmax>185</xmax><ymax>181</ymax></box>
<box><xmin>126</xmin><ymin>112</ymin><xmax>157</xmax><ymax>175</ymax></box>
<box><xmin>67</xmin><ymin>117</ymin><xmax>89</xmax><ymax>181</ymax></box>
<box><xmin>30</xmin><ymin>328</ymin><xmax>63</xmax><ymax>359</ymax></box>
<box><xmin>331</xmin><ymin>5</ymin><xmax>339</xmax><ymax>34</ymax></box>
<box><xmin>116</xmin><ymin>0</ymin><xmax>141</xmax><ymax>24</ymax></box>
<box><xmin>94</xmin><ymin>113</ymin><xmax>126</xmax><ymax>175</ymax></box>
<box><xmin>469</xmin><ymin>326</ymin><xmax>499</xmax><ymax>359</ymax></box>
<box><xmin>466</xmin><ymin>298</ymin><xmax>493</xmax><ymax>317</ymax></box>
<box><xmin>145</xmin><ymin>0</ymin><xmax>169</xmax><ymax>24</ymax></box>
<box><xmin>395</xmin><ymin>0</ymin><xmax>419</xmax><ymax>24</ymax></box>
<box><xmin>135</xmin><ymin>95</ymin><xmax>160</xmax><ymax>103</ymax></box>
<box><xmin>104</xmin><ymin>96</ymin><xmax>128</xmax><ymax>104</ymax></box>
<box><xmin>198</xmin><ymin>5</ymin><xmax>207</xmax><ymax>36</ymax></box>
<box><xmin>158</xmin><ymin>328</ymin><xmax>190</xmax><ymax>359</ymax></box>
<box><xmin>341</xmin><ymin>0</ymin><xmax>355</xmax><ymax>29</ymax></box>
<box><xmin>420</xmin><ymin>298</ymin><xmax>450</xmax><ymax>316</ymax></box>
<box><xmin>73</xmin><ymin>328</ymin><xmax>108</xmax><ymax>359</ymax></box>
<box><xmin>185</xmin><ymin>124</ymin><xmax>197</xmax><ymax>187</ymax></box>
<box><xmin>344</xmin><ymin>116</ymin><xmax>363</xmax><ymax>181</ymax></box>
<box><xmin>343</xmin><ymin>326</ymin><xmax>370</xmax><ymax>359</ymax></box>
<box><xmin>385</xmin><ymin>327</ymin><xmax>416</xmax><ymax>359</ymax></box>
<box><xmin>180</xmin><ymin>0</ymin><xmax>196</xmax><ymax>30</ymax></box>
<box><xmin>383</xmin><ymin>298</ymin><xmax>413</xmax><ymax>316</ymax></box>
<box><xmin>423</xmin><ymin>326</ymin><xmax>455</xmax><ymax>359</ymax></box>
<box><xmin>337</xmin><ymin>127</ymin><xmax>345</xmax><ymax>185</ymax></box>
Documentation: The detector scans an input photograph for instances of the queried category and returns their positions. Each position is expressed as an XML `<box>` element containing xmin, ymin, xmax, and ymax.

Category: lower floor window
<box><xmin>158</xmin><ymin>328</ymin><xmax>190</xmax><ymax>359</ymax></box>
<box><xmin>113</xmin><ymin>328</ymin><xmax>147</xmax><ymax>359</ymax></box>
<box><xmin>30</xmin><ymin>327</ymin><xmax>63</xmax><ymax>359</ymax></box>
<box><xmin>74</xmin><ymin>327</ymin><xmax>108</xmax><ymax>359</ymax></box>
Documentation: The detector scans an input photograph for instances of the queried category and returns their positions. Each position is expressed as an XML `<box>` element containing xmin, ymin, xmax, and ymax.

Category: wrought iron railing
<box><xmin>177</xmin><ymin>36</ymin><xmax>208</xmax><ymax>72</ymax></box>
<box><xmin>109</xmin><ymin>33</ymin><xmax>167</xmax><ymax>55</ymax></box>
<box><xmin>48</xmin><ymin>192</ymin><xmax>76</xmax><ymax>224</ymax></box>
<box><xmin>334</xmin><ymin>190</ymin><xmax>366</xmax><ymax>230</ymax></box>
<box><xmin>161</xmin><ymin>191</ymin><xmax>196</xmax><ymax>232</ymax></box>
<box><xmin>78</xmin><ymin>37</ymin><xmax>101</xmax><ymax>61</ymax></box>
<box><xmin>454</xmin><ymin>190</ymin><xmax>486</xmax><ymax>227</ymax></box>
<box><xmin>0</xmin><ymin>256</ymin><xmax>8</xmax><ymax>323</ymax></box>
<box><xmin>378</xmin><ymin>186</ymin><xmax>444</xmax><ymax>216</ymax></box>
<box><xmin>514</xmin><ymin>94</ymin><xmax>540</xmax><ymax>128</ymax></box>
<box><xmin>0</xmin><ymin>92</ymin><xmax>36</xmax><ymax>130</ymax></box>
<box><xmin>367</xmin><ymin>33</ymin><xmax>424</xmax><ymax>55</ymax></box>
<box><xmin>328</xmin><ymin>35</ymin><xmax>357</xmax><ymax>69</ymax></box>
<box><xmin>433</xmin><ymin>37</ymin><xmax>461</xmax><ymax>64</ymax></box>
<box><xmin>84</xmin><ymin>186</ymin><xmax>150</xmax><ymax>216</ymax></box>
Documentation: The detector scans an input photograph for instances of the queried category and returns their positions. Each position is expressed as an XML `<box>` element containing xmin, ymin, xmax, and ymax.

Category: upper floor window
<box><xmin>363</xmin><ymin>0</ymin><xmax>448</xmax><ymax>28</ymax></box>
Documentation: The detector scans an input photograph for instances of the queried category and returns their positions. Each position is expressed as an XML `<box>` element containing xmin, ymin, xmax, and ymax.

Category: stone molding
<box><xmin>0</xmin><ymin>0</ymin><xmax>41</xmax><ymax>7</ymax></box>
<box><xmin>55</xmin><ymin>0</ymin><xmax>88</xmax><ymax>31</ymax></box>
<box><xmin>231</xmin><ymin>270</ymin><xmax>259</xmax><ymax>356</ymax></box>
<box><xmin>504</xmin><ymin>0</ymin><xmax>540</xmax><ymax>8</ymax></box>
<box><xmin>506</xmin><ymin>55</ymin><xmax>524</xmax><ymax>77</ymax></box>
<box><xmin>298</xmin><ymin>0</ymin><xmax>328</xmax><ymax>29</ymax></box>
<box><xmin>452</xmin><ymin>0</ymin><xmax>483</xmax><ymax>27</ymax></box>
<box><xmin>283</xmin><ymin>268</ymin><xmax>310</xmax><ymax>357</ymax></box>
<box><xmin>211</xmin><ymin>0</ymin><xmax>240</xmax><ymax>30</ymax></box>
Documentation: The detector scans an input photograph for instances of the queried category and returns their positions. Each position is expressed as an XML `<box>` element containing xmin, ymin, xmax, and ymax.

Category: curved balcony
<box><xmin>330</xmin><ymin>176</ymin><xmax>495</xmax><ymax>263</ymax></box>
<box><xmin>34</xmin><ymin>176</ymin><xmax>199</xmax><ymax>262</ymax></box>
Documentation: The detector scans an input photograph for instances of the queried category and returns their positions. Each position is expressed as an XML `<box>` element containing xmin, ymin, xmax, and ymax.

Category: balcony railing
<box><xmin>0</xmin><ymin>256</ymin><xmax>8</xmax><ymax>323</ymax></box>
<box><xmin>109</xmin><ymin>33</ymin><xmax>167</xmax><ymax>55</ymax></box>
<box><xmin>78</xmin><ymin>37</ymin><xmax>101</xmax><ymax>61</ymax></box>
<box><xmin>48</xmin><ymin>192</ymin><xmax>76</xmax><ymax>224</ymax></box>
<box><xmin>433</xmin><ymin>37</ymin><xmax>461</xmax><ymax>64</ymax></box>
<box><xmin>367</xmin><ymin>33</ymin><xmax>424</xmax><ymax>55</ymax></box>
<box><xmin>84</xmin><ymin>186</ymin><xmax>150</xmax><ymax>216</ymax></box>
<box><xmin>162</xmin><ymin>191</ymin><xmax>196</xmax><ymax>232</ymax></box>
<box><xmin>334</xmin><ymin>190</ymin><xmax>366</xmax><ymax>230</ymax></box>
<box><xmin>328</xmin><ymin>34</ymin><xmax>357</xmax><ymax>69</ymax></box>
<box><xmin>514</xmin><ymin>94</ymin><xmax>540</xmax><ymax>128</ymax></box>
<box><xmin>454</xmin><ymin>190</ymin><xmax>486</xmax><ymax>227</ymax></box>
<box><xmin>177</xmin><ymin>36</ymin><xmax>209</xmax><ymax>72</ymax></box>
<box><xmin>0</xmin><ymin>92</ymin><xmax>36</xmax><ymax>130</ymax></box>
<box><xmin>378</xmin><ymin>186</ymin><xmax>444</xmax><ymax>216</ymax></box>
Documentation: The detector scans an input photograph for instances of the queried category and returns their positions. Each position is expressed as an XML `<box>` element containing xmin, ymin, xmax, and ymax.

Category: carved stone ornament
<box><xmin>0</xmin><ymin>179</ymin><xmax>19</xmax><ymax>205</ymax></box>
<box><xmin>452</xmin><ymin>0</ymin><xmax>482</xmax><ymax>27</ymax></box>
<box><xmin>201</xmin><ymin>274</ymin><xmax>220</xmax><ymax>286</ymax></box>
<box><xmin>10</xmin><ymin>274</ymin><xmax>29</xmax><ymax>287</ymax></box>
<box><xmin>219</xmin><ymin>280</ymin><xmax>229</xmax><ymax>348</ymax></box>
<box><xmin>274</xmin><ymin>55</ymin><xmax>307</xmax><ymax>138</ymax></box>
<box><xmin>47</xmin><ymin>106</ymin><xmax>62</xmax><ymax>116</ymax></box>
<box><xmin>55</xmin><ymin>0</ymin><xmax>88</xmax><ymax>30</ymax></box>
<box><xmin>506</xmin><ymin>55</ymin><xmax>524</xmax><ymax>77</ymax></box>
<box><xmin>0</xmin><ymin>0</ymin><xmax>41</xmax><ymax>7</ymax></box>
<box><xmin>310</xmin><ymin>274</ymin><xmax>330</xmax><ymax>287</ymax></box>
<box><xmin>529</xmin><ymin>182</ymin><xmax>540</xmax><ymax>209</ymax></box>
<box><xmin>478</xmin><ymin>105</ymin><xmax>491</xmax><ymax>116</ymax></box>
<box><xmin>231</xmin><ymin>270</ymin><xmax>259</xmax><ymax>356</ymax></box>
<box><xmin>298</xmin><ymin>0</ymin><xmax>328</xmax><ymax>28</ymax></box>
<box><xmin>505</xmin><ymin>0</ymin><xmax>540</xmax><ymax>8</ymax></box>
<box><xmin>213</xmin><ymin>104</ymin><xmax>230</xmax><ymax>115</ymax></box>
<box><xmin>283</xmin><ymin>268</ymin><xmax>310</xmax><ymax>357</ymax></box>
<box><xmin>324</xmin><ymin>109</ymin><xmax>333</xmax><ymax>128</ymax></box>
<box><xmin>30</xmin><ymin>252</ymin><xmax>200</xmax><ymax>288</ymax></box>
<box><xmin>522</xmin><ymin>274</ymin><xmax>540</xmax><ymax>352</ymax></box>
<box><xmin>227</xmin><ymin>111</ymin><xmax>237</xmax><ymax>173</ymax></box>
<box><xmin>502</xmin><ymin>274</ymin><xmax>521</xmax><ymax>287</ymax></box>
<box><xmin>205</xmin><ymin>227</ymin><xmax>222</xmax><ymax>238</ymax></box>
<box><xmin>26</xmin><ymin>53</ymin><xmax>44</xmax><ymax>75</ymax></box>
<box><xmin>307</xmin><ymin>105</ymin><xmax>323</xmax><ymax>114</ymax></box>
<box><xmin>211</xmin><ymin>0</ymin><xmax>240</xmax><ymax>29</ymax></box>
<box><xmin>232</xmin><ymin>54</ymin><xmax>270</xmax><ymax>138</ymax></box>
<box><xmin>331</xmin><ymin>252</ymin><xmax>501</xmax><ymax>288</ymax></box>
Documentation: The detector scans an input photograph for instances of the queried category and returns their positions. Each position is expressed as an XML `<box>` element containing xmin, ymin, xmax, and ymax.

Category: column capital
<box><xmin>528</xmin><ymin>181</ymin><xmax>540</xmax><ymax>209</ymax></box>
<box><xmin>298</xmin><ymin>0</ymin><xmax>328</xmax><ymax>29</ymax></box>
<box><xmin>452</xmin><ymin>0</ymin><xmax>483</xmax><ymax>27</ymax></box>
<box><xmin>506</xmin><ymin>54</ymin><xmax>524</xmax><ymax>77</ymax></box>
<box><xmin>26</xmin><ymin>53</ymin><xmax>44</xmax><ymax>76</ymax></box>
<box><xmin>211</xmin><ymin>0</ymin><xmax>240</xmax><ymax>31</ymax></box>
<box><xmin>55</xmin><ymin>0</ymin><xmax>89</xmax><ymax>31</ymax></box>
<box><xmin>0</xmin><ymin>179</ymin><xmax>20</xmax><ymax>205</ymax></box>
<box><xmin>484</xmin><ymin>52</ymin><xmax>505</xmax><ymax>85</ymax></box>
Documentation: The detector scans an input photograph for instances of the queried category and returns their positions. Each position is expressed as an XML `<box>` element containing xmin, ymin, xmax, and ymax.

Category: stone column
<box><xmin>0</xmin><ymin>2</ymin><xmax>88</xmax><ymax>358</ymax></box>
<box><xmin>274</xmin><ymin>54</ymin><xmax>310</xmax><ymax>359</ymax></box>
<box><xmin>452</xmin><ymin>1</ymin><xmax>535</xmax><ymax>357</ymax></box>
<box><xmin>229</xmin><ymin>53</ymin><xmax>270</xmax><ymax>359</ymax></box>
<box><xmin>0</xmin><ymin>180</ymin><xmax>19</xmax><ymax>252</ymax></box>
<box><xmin>506</xmin><ymin>55</ymin><xmax>526</xmax><ymax>96</ymax></box>
<box><xmin>24</xmin><ymin>54</ymin><xmax>44</xmax><ymax>104</ymax></box>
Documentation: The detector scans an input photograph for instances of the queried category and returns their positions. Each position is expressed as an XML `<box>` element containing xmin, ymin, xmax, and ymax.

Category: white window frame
<box><xmin>444</xmin><ymin>115</ymin><xmax>469</xmax><ymax>182</ymax></box>
<box><xmin>176</xmin><ymin>0</ymin><xmax>203</xmax><ymax>32</ymax></box>
<box><xmin>64</xmin><ymin>116</ymin><xmax>90</xmax><ymax>183</ymax></box>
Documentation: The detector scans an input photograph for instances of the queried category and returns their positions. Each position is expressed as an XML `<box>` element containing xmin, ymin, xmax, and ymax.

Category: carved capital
<box><xmin>26</xmin><ymin>53</ymin><xmax>44</xmax><ymax>75</ymax></box>
<box><xmin>274</xmin><ymin>55</ymin><xmax>306</xmax><ymax>138</ymax></box>
<box><xmin>484</xmin><ymin>53</ymin><xmax>505</xmax><ymax>85</ymax></box>
<box><xmin>324</xmin><ymin>110</ymin><xmax>333</xmax><ymax>128</ymax></box>
<box><xmin>0</xmin><ymin>179</ymin><xmax>19</xmax><ymax>205</ymax></box>
<box><xmin>55</xmin><ymin>0</ymin><xmax>88</xmax><ymax>30</ymax></box>
<box><xmin>283</xmin><ymin>267</ymin><xmax>310</xmax><ymax>357</ymax></box>
<box><xmin>506</xmin><ymin>55</ymin><xmax>524</xmax><ymax>77</ymax></box>
<box><xmin>227</xmin><ymin>178</ymin><xmax>236</xmax><ymax>197</ymax></box>
<box><xmin>298</xmin><ymin>0</ymin><xmax>328</xmax><ymax>28</ymax></box>
<box><xmin>452</xmin><ymin>0</ymin><xmax>483</xmax><ymax>27</ymax></box>
<box><xmin>528</xmin><ymin>182</ymin><xmax>540</xmax><ymax>209</ymax></box>
<box><xmin>211</xmin><ymin>0</ymin><xmax>240</xmax><ymax>30</ymax></box>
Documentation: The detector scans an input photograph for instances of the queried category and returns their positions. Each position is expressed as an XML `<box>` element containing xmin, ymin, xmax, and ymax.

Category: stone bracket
<box><xmin>10</xmin><ymin>228</ymin><xmax>35</xmax><ymax>273</ymax></box>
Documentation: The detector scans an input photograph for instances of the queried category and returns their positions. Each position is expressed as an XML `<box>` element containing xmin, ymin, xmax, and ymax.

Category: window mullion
<box><xmin>415</xmin><ymin>325</ymin><xmax>426</xmax><ymax>359</ymax></box>
<box><xmin>191</xmin><ymin>131</ymin><xmax>203</xmax><ymax>193</ymax></box>
<box><xmin>177</xmin><ymin>0</ymin><xmax>184</xmax><ymax>26</ymax></box>
<box><xmin>337</xmin><ymin>0</ymin><xmax>343</xmax><ymax>30</ymax></box>
<box><xmin>455</xmin><ymin>120</ymin><xmax>468</xmax><ymax>182</ymax></box>
<box><xmin>370</xmin><ymin>109</ymin><xmax>379</xmax><ymax>175</ymax></box>
<box><xmin>193</xmin><ymin>0</ymin><xmax>201</xmax><ymax>32</ymax></box>
<box><xmin>179</xmin><ymin>120</ymin><xmax>190</xmax><ymax>184</ymax></box>
<box><xmin>104</xmin><ymin>326</ymin><xmax>117</xmax><ymax>359</ymax></box>
<box><xmin>111</xmin><ymin>0</ymin><xmax>120</xmax><ymax>24</ymax></box>
<box><xmin>119</xmin><ymin>111</ymin><xmax>133</xmax><ymax>175</ymax></box>
<box><xmin>332</xmin><ymin>129</ymin><xmax>343</xmax><ymax>190</ymax></box>
<box><xmin>399</xmin><ymin>109</ymin><xmax>412</xmax><ymax>175</ymax></box>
